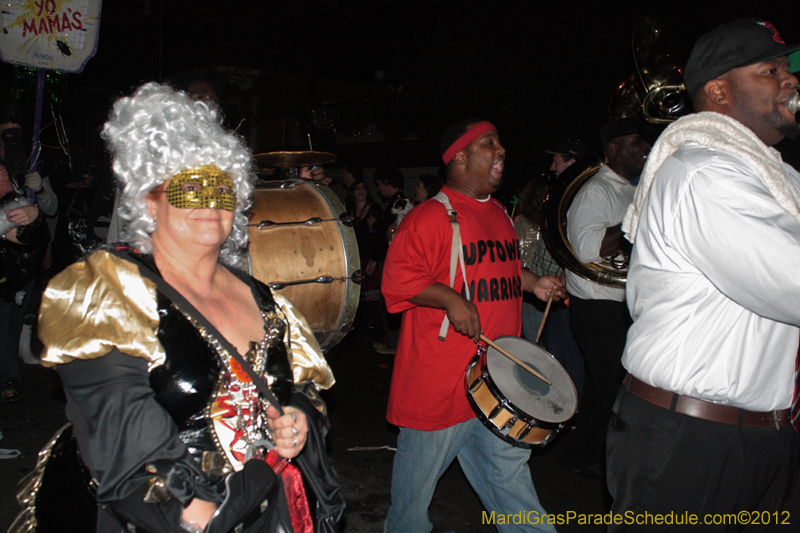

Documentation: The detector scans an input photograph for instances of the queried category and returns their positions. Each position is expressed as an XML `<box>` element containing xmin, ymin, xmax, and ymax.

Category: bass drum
<box><xmin>247</xmin><ymin>180</ymin><xmax>360</xmax><ymax>351</ymax></box>
<box><xmin>466</xmin><ymin>336</ymin><xmax>578</xmax><ymax>448</ymax></box>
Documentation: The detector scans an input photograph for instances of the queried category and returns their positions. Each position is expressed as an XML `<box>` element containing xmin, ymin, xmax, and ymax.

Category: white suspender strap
<box><xmin>432</xmin><ymin>191</ymin><xmax>470</xmax><ymax>340</ymax></box>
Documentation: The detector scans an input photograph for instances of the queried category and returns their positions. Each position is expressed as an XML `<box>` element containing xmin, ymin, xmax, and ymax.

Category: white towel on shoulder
<box><xmin>622</xmin><ymin>111</ymin><xmax>800</xmax><ymax>243</ymax></box>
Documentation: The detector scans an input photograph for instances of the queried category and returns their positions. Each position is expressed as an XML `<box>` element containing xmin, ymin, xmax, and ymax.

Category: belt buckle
<box><xmin>773</xmin><ymin>411</ymin><xmax>781</xmax><ymax>431</ymax></box>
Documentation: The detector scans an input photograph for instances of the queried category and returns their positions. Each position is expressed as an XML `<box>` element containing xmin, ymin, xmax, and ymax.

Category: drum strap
<box><xmin>432</xmin><ymin>190</ymin><xmax>471</xmax><ymax>340</ymax></box>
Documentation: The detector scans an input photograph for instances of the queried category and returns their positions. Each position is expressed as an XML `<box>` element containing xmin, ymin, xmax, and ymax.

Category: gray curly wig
<box><xmin>101</xmin><ymin>82</ymin><xmax>254</xmax><ymax>267</ymax></box>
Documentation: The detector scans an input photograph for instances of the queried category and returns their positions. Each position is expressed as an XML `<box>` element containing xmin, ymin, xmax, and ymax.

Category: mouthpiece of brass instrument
<box><xmin>789</xmin><ymin>92</ymin><xmax>800</xmax><ymax>114</ymax></box>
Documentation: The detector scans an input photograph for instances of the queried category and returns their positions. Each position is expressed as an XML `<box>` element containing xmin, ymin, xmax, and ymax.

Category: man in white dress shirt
<box><xmin>560</xmin><ymin>118</ymin><xmax>650</xmax><ymax>477</ymax></box>
<box><xmin>607</xmin><ymin>18</ymin><xmax>800</xmax><ymax>530</ymax></box>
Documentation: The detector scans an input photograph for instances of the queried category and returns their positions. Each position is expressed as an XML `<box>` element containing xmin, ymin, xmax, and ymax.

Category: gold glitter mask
<box><xmin>165</xmin><ymin>165</ymin><xmax>236</xmax><ymax>211</ymax></box>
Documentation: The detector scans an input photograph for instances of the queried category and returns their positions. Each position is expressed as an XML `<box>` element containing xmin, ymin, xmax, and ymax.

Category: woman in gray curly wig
<box><xmin>102</xmin><ymin>82</ymin><xmax>253</xmax><ymax>266</ymax></box>
<box><xmin>22</xmin><ymin>82</ymin><xmax>339</xmax><ymax>533</ymax></box>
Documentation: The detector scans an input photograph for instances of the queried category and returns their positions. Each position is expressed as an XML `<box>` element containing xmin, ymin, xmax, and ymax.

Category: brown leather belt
<box><xmin>623</xmin><ymin>374</ymin><xmax>790</xmax><ymax>430</ymax></box>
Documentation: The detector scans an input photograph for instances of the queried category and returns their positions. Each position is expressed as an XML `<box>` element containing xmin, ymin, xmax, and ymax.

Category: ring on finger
<box><xmin>289</xmin><ymin>412</ymin><xmax>297</xmax><ymax>423</ymax></box>
<box><xmin>292</xmin><ymin>427</ymin><xmax>299</xmax><ymax>437</ymax></box>
<box><xmin>292</xmin><ymin>437</ymin><xmax>298</xmax><ymax>447</ymax></box>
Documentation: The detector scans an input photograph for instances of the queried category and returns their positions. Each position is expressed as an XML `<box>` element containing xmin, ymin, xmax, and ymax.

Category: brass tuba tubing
<box><xmin>541</xmin><ymin>155</ymin><xmax>630</xmax><ymax>289</ymax></box>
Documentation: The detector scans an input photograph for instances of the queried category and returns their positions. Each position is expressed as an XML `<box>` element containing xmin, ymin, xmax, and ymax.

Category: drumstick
<box><xmin>535</xmin><ymin>288</ymin><xmax>557</xmax><ymax>344</ymax></box>
<box><xmin>479</xmin><ymin>334</ymin><xmax>552</xmax><ymax>385</ymax></box>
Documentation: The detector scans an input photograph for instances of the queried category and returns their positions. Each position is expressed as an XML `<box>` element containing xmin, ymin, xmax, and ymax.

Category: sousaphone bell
<box><xmin>543</xmin><ymin>16</ymin><xmax>689</xmax><ymax>288</ymax></box>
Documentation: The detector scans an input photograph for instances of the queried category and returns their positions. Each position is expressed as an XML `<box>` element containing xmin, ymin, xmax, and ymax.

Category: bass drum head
<box><xmin>486</xmin><ymin>336</ymin><xmax>578</xmax><ymax>424</ymax></box>
<box><xmin>247</xmin><ymin>180</ymin><xmax>360</xmax><ymax>351</ymax></box>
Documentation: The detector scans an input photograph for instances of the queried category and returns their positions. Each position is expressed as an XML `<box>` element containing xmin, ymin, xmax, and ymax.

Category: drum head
<box><xmin>486</xmin><ymin>336</ymin><xmax>578</xmax><ymax>423</ymax></box>
<box><xmin>247</xmin><ymin>181</ymin><xmax>360</xmax><ymax>350</ymax></box>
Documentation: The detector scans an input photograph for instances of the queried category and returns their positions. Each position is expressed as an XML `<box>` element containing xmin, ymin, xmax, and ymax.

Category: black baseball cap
<box><xmin>600</xmin><ymin>118</ymin><xmax>642</xmax><ymax>147</ymax></box>
<box><xmin>545</xmin><ymin>139</ymin><xmax>589</xmax><ymax>160</ymax></box>
<box><xmin>684</xmin><ymin>18</ymin><xmax>800</xmax><ymax>96</ymax></box>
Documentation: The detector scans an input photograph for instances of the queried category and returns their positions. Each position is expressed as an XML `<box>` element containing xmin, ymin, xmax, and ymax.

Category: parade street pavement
<box><xmin>0</xmin><ymin>332</ymin><xmax>606</xmax><ymax>532</ymax></box>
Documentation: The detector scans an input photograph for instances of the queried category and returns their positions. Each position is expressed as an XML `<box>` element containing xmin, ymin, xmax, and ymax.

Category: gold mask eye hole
<box><xmin>165</xmin><ymin>165</ymin><xmax>236</xmax><ymax>211</ymax></box>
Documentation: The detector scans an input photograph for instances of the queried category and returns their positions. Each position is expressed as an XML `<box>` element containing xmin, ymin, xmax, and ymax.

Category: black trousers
<box><xmin>564</xmin><ymin>296</ymin><xmax>631</xmax><ymax>465</ymax></box>
<box><xmin>608</xmin><ymin>390</ymin><xmax>800</xmax><ymax>532</ymax></box>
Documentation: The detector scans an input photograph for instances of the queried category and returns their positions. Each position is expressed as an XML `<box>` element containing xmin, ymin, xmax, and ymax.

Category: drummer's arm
<box><xmin>410</xmin><ymin>283</ymin><xmax>481</xmax><ymax>341</ymax></box>
<box><xmin>521</xmin><ymin>269</ymin><xmax>566</xmax><ymax>303</ymax></box>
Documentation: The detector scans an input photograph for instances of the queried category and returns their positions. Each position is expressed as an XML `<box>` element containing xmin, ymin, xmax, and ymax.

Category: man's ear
<box><xmin>703</xmin><ymin>78</ymin><xmax>729</xmax><ymax>107</ymax></box>
<box><xmin>452</xmin><ymin>150</ymin><xmax>467</xmax><ymax>165</ymax></box>
<box><xmin>606</xmin><ymin>141</ymin><xmax>620</xmax><ymax>158</ymax></box>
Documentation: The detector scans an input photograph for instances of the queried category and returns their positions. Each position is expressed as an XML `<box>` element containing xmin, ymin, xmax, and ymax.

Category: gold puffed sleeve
<box><xmin>272</xmin><ymin>292</ymin><xmax>335</xmax><ymax>390</ymax></box>
<box><xmin>39</xmin><ymin>250</ymin><xmax>165</xmax><ymax>369</ymax></box>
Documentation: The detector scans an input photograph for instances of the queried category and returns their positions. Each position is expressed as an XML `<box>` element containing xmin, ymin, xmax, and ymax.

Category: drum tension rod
<box><xmin>249</xmin><ymin>217</ymin><xmax>337</xmax><ymax>229</ymax></box>
<box><xmin>269</xmin><ymin>276</ymin><xmax>335</xmax><ymax>290</ymax></box>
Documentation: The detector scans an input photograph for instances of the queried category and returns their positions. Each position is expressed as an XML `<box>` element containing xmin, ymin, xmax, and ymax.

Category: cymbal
<box><xmin>253</xmin><ymin>151</ymin><xmax>337</xmax><ymax>169</ymax></box>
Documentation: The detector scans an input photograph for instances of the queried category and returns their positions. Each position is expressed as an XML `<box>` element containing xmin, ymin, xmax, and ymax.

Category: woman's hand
<box><xmin>521</xmin><ymin>270</ymin><xmax>566</xmax><ymax>302</ymax></box>
<box><xmin>266</xmin><ymin>405</ymin><xmax>308</xmax><ymax>459</ymax></box>
<box><xmin>181</xmin><ymin>498</ymin><xmax>217</xmax><ymax>531</ymax></box>
<box><xmin>5</xmin><ymin>205</ymin><xmax>39</xmax><ymax>226</ymax></box>
<box><xmin>532</xmin><ymin>274</ymin><xmax>566</xmax><ymax>302</ymax></box>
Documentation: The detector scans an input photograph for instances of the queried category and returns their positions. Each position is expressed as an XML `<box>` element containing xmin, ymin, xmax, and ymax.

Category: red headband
<box><xmin>442</xmin><ymin>121</ymin><xmax>496</xmax><ymax>165</ymax></box>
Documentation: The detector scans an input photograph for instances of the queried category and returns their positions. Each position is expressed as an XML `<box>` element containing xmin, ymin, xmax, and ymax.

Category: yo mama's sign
<box><xmin>0</xmin><ymin>0</ymin><xmax>102</xmax><ymax>73</ymax></box>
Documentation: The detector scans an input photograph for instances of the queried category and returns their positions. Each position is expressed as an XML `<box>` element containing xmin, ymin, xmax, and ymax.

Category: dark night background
<box><xmin>2</xmin><ymin>3</ymin><xmax>800</xmax><ymax>530</ymax></box>
<box><xmin>2</xmin><ymin>0</ymin><xmax>800</xmax><ymax>197</ymax></box>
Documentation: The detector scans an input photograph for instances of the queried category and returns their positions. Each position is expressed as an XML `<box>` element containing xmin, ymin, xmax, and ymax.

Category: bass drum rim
<box><xmin>246</xmin><ymin>180</ymin><xmax>360</xmax><ymax>351</ymax></box>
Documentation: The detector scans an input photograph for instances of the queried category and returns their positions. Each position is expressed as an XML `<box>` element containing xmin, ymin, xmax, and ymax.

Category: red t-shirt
<box><xmin>381</xmin><ymin>186</ymin><xmax>523</xmax><ymax>430</ymax></box>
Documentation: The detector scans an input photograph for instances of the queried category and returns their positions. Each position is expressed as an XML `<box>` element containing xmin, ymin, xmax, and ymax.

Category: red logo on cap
<box><xmin>756</xmin><ymin>20</ymin><xmax>785</xmax><ymax>44</ymax></box>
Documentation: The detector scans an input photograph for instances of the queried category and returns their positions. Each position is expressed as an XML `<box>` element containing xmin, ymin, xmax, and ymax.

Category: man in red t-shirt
<box><xmin>382</xmin><ymin>119</ymin><xmax>565</xmax><ymax>533</ymax></box>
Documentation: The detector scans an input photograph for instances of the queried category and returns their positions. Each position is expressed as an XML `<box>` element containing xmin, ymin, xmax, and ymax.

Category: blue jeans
<box><xmin>540</xmin><ymin>306</ymin><xmax>584</xmax><ymax>403</ymax></box>
<box><xmin>520</xmin><ymin>302</ymin><xmax>544</xmax><ymax>344</ymax></box>
<box><xmin>384</xmin><ymin>418</ymin><xmax>556</xmax><ymax>533</ymax></box>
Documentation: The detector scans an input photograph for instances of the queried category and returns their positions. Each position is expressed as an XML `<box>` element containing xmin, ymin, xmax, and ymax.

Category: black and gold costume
<box><xmin>14</xmin><ymin>249</ymin><xmax>334</xmax><ymax>532</ymax></box>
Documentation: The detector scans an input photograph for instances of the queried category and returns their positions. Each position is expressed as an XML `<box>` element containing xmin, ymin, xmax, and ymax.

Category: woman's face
<box><xmin>353</xmin><ymin>182</ymin><xmax>368</xmax><ymax>203</ymax></box>
<box><xmin>146</xmin><ymin>169</ymin><xmax>235</xmax><ymax>254</ymax></box>
<box><xmin>414</xmin><ymin>180</ymin><xmax>428</xmax><ymax>203</ymax></box>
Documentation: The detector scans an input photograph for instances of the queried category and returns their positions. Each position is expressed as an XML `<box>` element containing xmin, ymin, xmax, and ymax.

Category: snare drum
<box><xmin>466</xmin><ymin>336</ymin><xmax>578</xmax><ymax>447</ymax></box>
<box><xmin>247</xmin><ymin>180</ymin><xmax>360</xmax><ymax>350</ymax></box>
